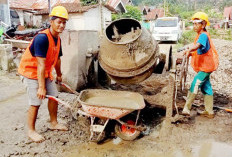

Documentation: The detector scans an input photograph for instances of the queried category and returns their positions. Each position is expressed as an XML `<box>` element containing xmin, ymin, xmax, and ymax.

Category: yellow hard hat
<box><xmin>49</xmin><ymin>6</ymin><xmax>69</xmax><ymax>20</ymax></box>
<box><xmin>191</xmin><ymin>12</ymin><xmax>210</xmax><ymax>26</ymax></box>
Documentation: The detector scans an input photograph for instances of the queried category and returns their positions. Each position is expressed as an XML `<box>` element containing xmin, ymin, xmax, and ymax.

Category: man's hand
<box><xmin>37</xmin><ymin>87</ymin><xmax>46</xmax><ymax>99</ymax></box>
<box><xmin>184</xmin><ymin>50</ymin><xmax>191</xmax><ymax>58</ymax></box>
<box><xmin>56</xmin><ymin>76</ymin><xmax>62</xmax><ymax>84</ymax></box>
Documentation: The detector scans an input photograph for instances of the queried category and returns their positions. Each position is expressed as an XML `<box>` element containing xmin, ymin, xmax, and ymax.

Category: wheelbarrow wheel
<box><xmin>115</xmin><ymin>120</ymin><xmax>140</xmax><ymax>141</ymax></box>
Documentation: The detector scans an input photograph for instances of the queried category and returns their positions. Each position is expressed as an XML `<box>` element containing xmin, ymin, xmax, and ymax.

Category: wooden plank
<box><xmin>4</xmin><ymin>39</ymin><xmax>30</xmax><ymax>49</ymax></box>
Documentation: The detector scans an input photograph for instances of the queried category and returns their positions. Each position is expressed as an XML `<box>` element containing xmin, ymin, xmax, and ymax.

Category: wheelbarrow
<box><xmin>77</xmin><ymin>89</ymin><xmax>146</xmax><ymax>141</ymax></box>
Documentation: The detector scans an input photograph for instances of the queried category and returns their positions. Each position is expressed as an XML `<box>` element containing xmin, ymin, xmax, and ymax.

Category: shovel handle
<box><xmin>225</xmin><ymin>108</ymin><xmax>232</xmax><ymax>113</ymax></box>
<box><xmin>214</xmin><ymin>106</ymin><xmax>232</xmax><ymax>113</ymax></box>
<box><xmin>46</xmin><ymin>95</ymin><xmax>71</xmax><ymax>109</ymax></box>
<box><xmin>57</xmin><ymin>82</ymin><xmax>79</xmax><ymax>95</ymax></box>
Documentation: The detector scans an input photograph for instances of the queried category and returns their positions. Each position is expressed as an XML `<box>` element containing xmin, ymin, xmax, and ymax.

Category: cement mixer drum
<box><xmin>99</xmin><ymin>18</ymin><xmax>161</xmax><ymax>84</ymax></box>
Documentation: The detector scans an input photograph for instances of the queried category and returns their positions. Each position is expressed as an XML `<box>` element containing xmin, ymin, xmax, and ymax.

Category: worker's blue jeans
<box><xmin>189</xmin><ymin>71</ymin><xmax>213</xmax><ymax>96</ymax></box>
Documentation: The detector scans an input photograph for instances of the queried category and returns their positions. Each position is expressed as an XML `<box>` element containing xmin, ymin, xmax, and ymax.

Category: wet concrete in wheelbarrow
<box><xmin>1</xmin><ymin>38</ymin><xmax>232</xmax><ymax>157</ymax></box>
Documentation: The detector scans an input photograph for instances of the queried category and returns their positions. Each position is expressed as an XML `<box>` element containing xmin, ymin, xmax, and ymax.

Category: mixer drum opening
<box><xmin>105</xmin><ymin>18</ymin><xmax>142</xmax><ymax>44</ymax></box>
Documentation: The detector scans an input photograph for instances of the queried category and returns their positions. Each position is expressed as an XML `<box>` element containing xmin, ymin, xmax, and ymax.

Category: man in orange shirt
<box><xmin>18</xmin><ymin>6</ymin><xmax>69</xmax><ymax>142</ymax></box>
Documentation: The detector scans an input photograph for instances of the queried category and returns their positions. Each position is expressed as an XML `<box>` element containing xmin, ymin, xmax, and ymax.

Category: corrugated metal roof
<box><xmin>224</xmin><ymin>7</ymin><xmax>232</xmax><ymax>20</ymax></box>
<box><xmin>34</xmin><ymin>3</ymin><xmax>115</xmax><ymax>15</ymax></box>
<box><xmin>9</xmin><ymin>0</ymin><xmax>80</xmax><ymax>10</ymax></box>
<box><xmin>121</xmin><ymin>0</ymin><xmax>132</xmax><ymax>5</ymax></box>
<box><xmin>9</xmin><ymin>0</ymin><xmax>34</xmax><ymax>9</ymax></box>
<box><xmin>107</xmin><ymin>0</ymin><xmax>121</xmax><ymax>9</ymax></box>
<box><xmin>145</xmin><ymin>8</ymin><xmax>164</xmax><ymax>20</ymax></box>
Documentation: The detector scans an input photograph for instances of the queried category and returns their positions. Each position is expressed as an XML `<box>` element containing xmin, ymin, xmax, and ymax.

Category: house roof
<box><xmin>107</xmin><ymin>0</ymin><xmax>126</xmax><ymax>13</ymax></box>
<box><xmin>224</xmin><ymin>6</ymin><xmax>232</xmax><ymax>20</ymax></box>
<box><xmin>107</xmin><ymin>0</ymin><xmax>121</xmax><ymax>9</ymax></box>
<box><xmin>145</xmin><ymin>8</ymin><xmax>164</xmax><ymax>20</ymax></box>
<box><xmin>9</xmin><ymin>0</ymin><xmax>34</xmax><ymax>10</ymax></box>
<box><xmin>121</xmin><ymin>0</ymin><xmax>132</xmax><ymax>5</ymax></box>
<box><xmin>34</xmin><ymin>3</ymin><xmax>115</xmax><ymax>15</ymax></box>
<box><xmin>9</xmin><ymin>0</ymin><xmax>80</xmax><ymax>10</ymax></box>
<box><xmin>139</xmin><ymin>6</ymin><xmax>152</xmax><ymax>14</ymax></box>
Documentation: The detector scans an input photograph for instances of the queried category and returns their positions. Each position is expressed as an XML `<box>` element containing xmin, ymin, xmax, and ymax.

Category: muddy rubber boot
<box><xmin>198</xmin><ymin>95</ymin><xmax>214</xmax><ymax>118</ymax></box>
<box><xmin>182</xmin><ymin>91</ymin><xmax>196</xmax><ymax>115</ymax></box>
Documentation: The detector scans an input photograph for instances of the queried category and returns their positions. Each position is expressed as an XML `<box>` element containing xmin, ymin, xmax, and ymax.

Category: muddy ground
<box><xmin>0</xmin><ymin>39</ymin><xmax>232</xmax><ymax>157</ymax></box>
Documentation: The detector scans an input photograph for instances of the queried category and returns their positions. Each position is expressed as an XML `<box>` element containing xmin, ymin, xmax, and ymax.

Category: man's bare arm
<box><xmin>36</xmin><ymin>57</ymin><xmax>46</xmax><ymax>99</ymax></box>
<box><xmin>55</xmin><ymin>58</ymin><xmax>62</xmax><ymax>83</ymax></box>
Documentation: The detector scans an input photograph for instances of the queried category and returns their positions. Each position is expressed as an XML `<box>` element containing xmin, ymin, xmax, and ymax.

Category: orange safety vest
<box><xmin>191</xmin><ymin>32</ymin><xmax>219</xmax><ymax>73</ymax></box>
<box><xmin>18</xmin><ymin>29</ymin><xmax>60</xmax><ymax>80</ymax></box>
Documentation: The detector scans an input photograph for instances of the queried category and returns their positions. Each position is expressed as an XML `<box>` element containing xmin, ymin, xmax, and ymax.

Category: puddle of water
<box><xmin>192</xmin><ymin>141</ymin><xmax>232</xmax><ymax>157</ymax></box>
<box><xmin>66</xmin><ymin>140</ymin><xmax>186</xmax><ymax>157</ymax></box>
<box><xmin>112</xmin><ymin>137</ymin><xmax>122</xmax><ymax>145</ymax></box>
<box><xmin>66</xmin><ymin>140</ymin><xmax>232</xmax><ymax>157</ymax></box>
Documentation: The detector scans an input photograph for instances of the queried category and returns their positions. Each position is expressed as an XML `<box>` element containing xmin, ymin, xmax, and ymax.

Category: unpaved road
<box><xmin>0</xmin><ymin>39</ymin><xmax>232</xmax><ymax>157</ymax></box>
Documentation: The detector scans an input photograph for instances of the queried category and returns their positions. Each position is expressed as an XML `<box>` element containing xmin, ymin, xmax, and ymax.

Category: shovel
<box><xmin>183</xmin><ymin>96</ymin><xmax>232</xmax><ymax>113</ymax></box>
<box><xmin>57</xmin><ymin>82</ymin><xmax>79</xmax><ymax>95</ymax></box>
<box><xmin>46</xmin><ymin>95</ymin><xmax>71</xmax><ymax>109</ymax></box>
<box><xmin>213</xmin><ymin>106</ymin><xmax>232</xmax><ymax>113</ymax></box>
<box><xmin>192</xmin><ymin>103</ymin><xmax>232</xmax><ymax>113</ymax></box>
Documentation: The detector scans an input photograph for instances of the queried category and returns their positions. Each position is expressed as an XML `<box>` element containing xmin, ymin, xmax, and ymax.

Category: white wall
<box><xmin>16</xmin><ymin>10</ymin><xmax>24</xmax><ymax>26</ymax></box>
<box><xmin>65</xmin><ymin>6</ymin><xmax>112</xmax><ymax>32</ymax></box>
<box><xmin>83</xmin><ymin>7</ymin><xmax>100</xmax><ymax>31</ymax></box>
<box><xmin>65</xmin><ymin>13</ymin><xmax>85</xmax><ymax>30</ymax></box>
<box><xmin>24</xmin><ymin>12</ymin><xmax>33</xmax><ymax>27</ymax></box>
<box><xmin>33</xmin><ymin>15</ymin><xmax>42</xmax><ymax>27</ymax></box>
<box><xmin>60</xmin><ymin>30</ymin><xmax>99</xmax><ymax>90</ymax></box>
<box><xmin>0</xmin><ymin>0</ymin><xmax>11</xmax><ymax>26</ymax></box>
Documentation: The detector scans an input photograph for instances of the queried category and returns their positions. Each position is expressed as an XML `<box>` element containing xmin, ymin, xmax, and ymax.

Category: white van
<box><xmin>152</xmin><ymin>17</ymin><xmax>182</xmax><ymax>42</ymax></box>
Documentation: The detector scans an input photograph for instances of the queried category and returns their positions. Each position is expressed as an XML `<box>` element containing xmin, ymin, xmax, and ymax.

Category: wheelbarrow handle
<box><xmin>46</xmin><ymin>95</ymin><xmax>71</xmax><ymax>109</ymax></box>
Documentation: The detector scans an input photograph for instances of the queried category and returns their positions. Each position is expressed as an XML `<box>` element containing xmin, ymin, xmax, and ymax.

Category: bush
<box><xmin>81</xmin><ymin>0</ymin><xmax>98</xmax><ymax>5</ymax></box>
<box><xmin>112</xmin><ymin>6</ymin><xmax>142</xmax><ymax>21</ymax></box>
<box><xmin>112</xmin><ymin>14</ymin><xmax>121</xmax><ymax>21</ymax></box>
<box><xmin>179</xmin><ymin>30</ymin><xmax>195</xmax><ymax>45</ymax></box>
<box><xmin>208</xmin><ymin>28</ymin><xmax>218</xmax><ymax>36</ymax></box>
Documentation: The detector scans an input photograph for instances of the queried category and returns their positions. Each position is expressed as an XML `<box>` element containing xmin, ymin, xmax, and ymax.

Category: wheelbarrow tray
<box><xmin>78</xmin><ymin>89</ymin><xmax>145</xmax><ymax>119</ymax></box>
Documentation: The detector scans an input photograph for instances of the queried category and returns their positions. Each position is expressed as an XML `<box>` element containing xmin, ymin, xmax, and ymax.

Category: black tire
<box><xmin>114</xmin><ymin>122</ymin><xmax>140</xmax><ymax>141</ymax></box>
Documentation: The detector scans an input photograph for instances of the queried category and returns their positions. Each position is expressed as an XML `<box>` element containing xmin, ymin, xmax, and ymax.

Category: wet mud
<box><xmin>1</xmin><ymin>39</ymin><xmax>232</xmax><ymax>156</ymax></box>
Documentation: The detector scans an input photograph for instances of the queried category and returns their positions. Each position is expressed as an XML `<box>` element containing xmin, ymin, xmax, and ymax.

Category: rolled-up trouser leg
<box><xmin>183</xmin><ymin>71</ymin><xmax>210</xmax><ymax>115</ymax></box>
<box><xmin>190</xmin><ymin>71</ymin><xmax>211</xmax><ymax>94</ymax></box>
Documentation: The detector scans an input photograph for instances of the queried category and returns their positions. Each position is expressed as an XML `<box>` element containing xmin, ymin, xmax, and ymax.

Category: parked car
<box><xmin>152</xmin><ymin>17</ymin><xmax>182</xmax><ymax>42</ymax></box>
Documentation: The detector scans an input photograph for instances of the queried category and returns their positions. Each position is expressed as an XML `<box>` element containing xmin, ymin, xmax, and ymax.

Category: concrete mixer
<box><xmin>99</xmin><ymin>18</ymin><xmax>176</xmax><ymax>119</ymax></box>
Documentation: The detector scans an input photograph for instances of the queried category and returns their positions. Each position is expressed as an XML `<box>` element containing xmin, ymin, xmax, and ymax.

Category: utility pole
<box><xmin>99</xmin><ymin>0</ymin><xmax>104</xmax><ymax>35</ymax></box>
<box><xmin>194</xmin><ymin>0</ymin><xmax>197</xmax><ymax>10</ymax></box>
<box><xmin>48</xmin><ymin>0</ymin><xmax>51</xmax><ymax>14</ymax></box>
<box><xmin>187</xmin><ymin>0</ymin><xmax>189</xmax><ymax>12</ymax></box>
<box><xmin>7</xmin><ymin>0</ymin><xmax>11</xmax><ymax>25</ymax></box>
<box><xmin>164</xmin><ymin>0</ymin><xmax>166</xmax><ymax>16</ymax></box>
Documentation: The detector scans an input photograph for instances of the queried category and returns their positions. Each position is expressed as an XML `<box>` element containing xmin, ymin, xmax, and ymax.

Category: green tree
<box><xmin>81</xmin><ymin>0</ymin><xmax>98</xmax><ymax>5</ymax></box>
<box><xmin>112</xmin><ymin>6</ymin><xmax>142</xmax><ymax>21</ymax></box>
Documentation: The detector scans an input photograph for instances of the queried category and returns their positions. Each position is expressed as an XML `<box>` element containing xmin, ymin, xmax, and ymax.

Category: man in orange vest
<box><xmin>181</xmin><ymin>12</ymin><xmax>219</xmax><ymax>118</ymax></box>
<box><xmin>18</xmin><ymin>6</ymin><xmax>69</xmax><ymax>142</ymax></box>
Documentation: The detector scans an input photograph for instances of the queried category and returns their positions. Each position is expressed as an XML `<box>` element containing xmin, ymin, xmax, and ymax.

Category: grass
<box><xmin>178</xmin><ymin>28</ymin><xmax>232</xmax><ymax>47</ymax></box>
<box><xmin>178</xmin><ymin>30</ymin><xmax>195</xmax><ymax>45</ymax></box>
<box><xmin>207</xmin><ymin>28</ymin><xmax>232</xmax><ymax>40</ymax></box>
